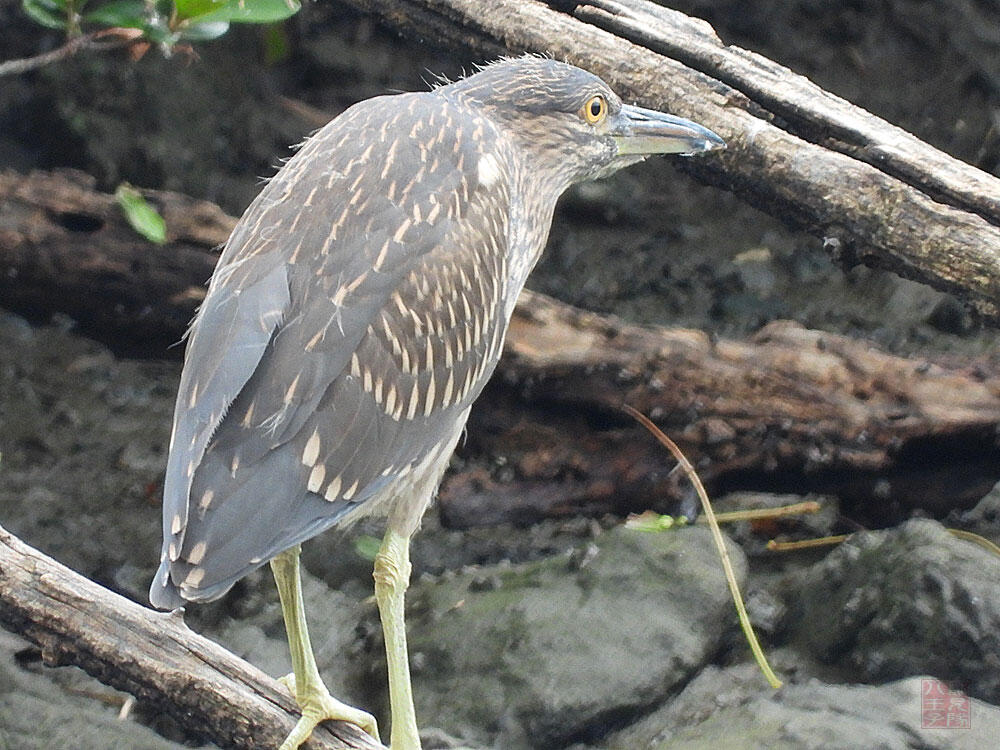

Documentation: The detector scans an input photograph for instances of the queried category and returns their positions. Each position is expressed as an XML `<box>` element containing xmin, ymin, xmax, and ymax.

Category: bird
<box><xmin>149</xmin><ymin>55</ymin><xmax>725</xmax><ymax>750</ymax></box>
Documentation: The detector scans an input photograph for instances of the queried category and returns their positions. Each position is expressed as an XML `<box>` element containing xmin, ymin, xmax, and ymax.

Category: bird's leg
<box><xmin>373</xmin><ymin>528</ymin><xmax>421</xmax><ymax>750</ymax></box>
<box><xmin>270</xmin><ymin>545</ymin><xmax>380</xmax><ymax>749</ymax></box>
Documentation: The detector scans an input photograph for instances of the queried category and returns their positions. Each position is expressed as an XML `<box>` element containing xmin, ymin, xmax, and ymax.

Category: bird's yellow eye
<box><xmin>583</xmin><ymin>95</ymin><xmax>607</xmax><ymax>125</ymax></box>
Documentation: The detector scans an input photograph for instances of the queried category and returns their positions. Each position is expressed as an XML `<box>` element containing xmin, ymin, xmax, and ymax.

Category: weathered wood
<box><xmin>0</xmin><ymin>523</ymin><xmax>385</xmax><ymax>750</ymax></box>
<box><xmin>574</xmin><ymin>0</ymin><xmax>1000</xmax><ymax>223</ymax></box>
<box><xmin>340</xmin><ymin>0</ymin><xmax>1000</xmax><ymax>321</ymax></box>
<box><xmin>438</xmin><ymin>290</ymin><xmax>1000</xmax><ymax>526</ymax></box>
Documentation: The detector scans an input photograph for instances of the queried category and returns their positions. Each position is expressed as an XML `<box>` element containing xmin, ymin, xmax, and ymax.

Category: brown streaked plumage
<box><xmin>150</xmin><ymin>56</ymin><xmax>724</xmax><ymax>750</ymax></box>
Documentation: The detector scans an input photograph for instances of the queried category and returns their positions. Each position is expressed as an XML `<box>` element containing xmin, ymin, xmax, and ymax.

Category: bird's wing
<box><xmin>151</xmin><ymin>92</ymin><xmax>517</xmax><ymax>607</ymax></box>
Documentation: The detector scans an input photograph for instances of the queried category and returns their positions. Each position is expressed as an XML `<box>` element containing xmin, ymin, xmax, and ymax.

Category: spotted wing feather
<box><xmin>151</xmin><ymin>92</ymin><xmax>515</xmax><ymax>608</ymax></box>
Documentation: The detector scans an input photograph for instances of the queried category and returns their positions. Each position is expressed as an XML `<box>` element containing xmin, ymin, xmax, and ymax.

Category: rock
<box><xmin>365</xmin><ymin>525</ymin><xmax>746</xmax><ymax>749</ymax></box>
<box><xmin>419</xmin><ymin>726</ymin><xmax>488</xmax><ymax>750</ymax></box>
<box><xmin>0</xmin><ymin>318</ymin><xmax>176</xmax><ymax>587</ymax></box>
<box><xmin>601</xmin><ymin>661</ymin><xmax>1000</xmax><ymax>749</ymax></box>
<box><xmin>955</xmin><ymin>480</ymin><xmax>1000</xmax><ymax>536</ymax></box>
<box><xmin>0</xmin><ymin>631</ymin><xmax>195</xmax><ymax>750</ymax></box>
<box><xmin>785</xmin><ymin>519</ymin><xmax>1000</xmax><ymax>703</ymax></box>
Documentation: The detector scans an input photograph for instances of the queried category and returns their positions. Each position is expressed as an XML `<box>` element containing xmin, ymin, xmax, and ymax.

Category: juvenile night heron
<box><xmin>150</xmin><ymin>56</ymin><xmax>724</xmax><ymax>749</ymax></box>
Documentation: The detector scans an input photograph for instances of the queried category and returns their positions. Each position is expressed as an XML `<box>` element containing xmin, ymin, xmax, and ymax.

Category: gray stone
<box><xmin>786</xmin><ymin>519</ymin><xmax>1000</xmax><ymax>703</ymax></box>
<box><xmin>602</xmin><ymin>662</ymin><xmax>999</xmax><ymax>750</ymax></box>
<box><xmin>218</xmin><ymin>563</ymin><xmax>371</xmax><ymax>704</ymax></box>
<box><xmin>957</xmin><ymin>480</ymin><xmax>1000</xmax><ymax>534</ymax></box>
<box><xmin>0</xmin><ymin>631</ymin><xmax>195</xmax><ymax>750</ymax></box>
<box><xmin>370</xmin><ymin>525</ymin><xmax>746</xmax><ymax>749</ymax></box>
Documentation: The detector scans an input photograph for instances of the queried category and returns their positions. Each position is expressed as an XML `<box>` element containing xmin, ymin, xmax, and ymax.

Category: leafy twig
<box><xmin>0</xmin><ymin>28</ymin><xmax>141</xmax><ymax>76</ymax></box>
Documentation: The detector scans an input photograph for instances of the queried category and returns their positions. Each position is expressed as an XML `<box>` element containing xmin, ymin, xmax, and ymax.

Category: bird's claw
<box><xmin>276</xmin><ymin>673</ymin><xmax>380</xmax><ymax>749</ymax></box>
<box><xmin>277</xmin><ymin>672</ymin><xmax>297</xmax><ymax>694</ymax></box>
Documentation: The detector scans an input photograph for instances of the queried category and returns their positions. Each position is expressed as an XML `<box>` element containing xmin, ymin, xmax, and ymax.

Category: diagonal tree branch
<box><xmin>569</xmin><ymin>0</ymin><xmax>1000</xmax><ymax>225</ymax></box>
<box><xmin>341</xmin><ymin>0</ymin><xmax>1000</xmax><ymax>321</ymax></box>
<box><xmin>0</xmin><ymin>524</ymin><xmax>385</xmax><ymax>750</ymax></box>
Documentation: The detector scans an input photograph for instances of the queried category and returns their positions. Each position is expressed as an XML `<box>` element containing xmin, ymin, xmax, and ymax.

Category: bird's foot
<box><xmin>277</xmin><ymin>672</ymin><xmax>380</xmax><ymax>750</ymax></box>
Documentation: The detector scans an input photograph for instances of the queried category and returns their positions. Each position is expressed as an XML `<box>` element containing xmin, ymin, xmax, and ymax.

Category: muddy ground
<box><xmin>1</xmin><ymin>1</ymin><xmax>999</xmax><ymax>748</ymax></box>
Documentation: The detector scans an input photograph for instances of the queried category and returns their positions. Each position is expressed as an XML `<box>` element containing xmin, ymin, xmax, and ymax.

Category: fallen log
<box><xmin>340</xmin><ymin>0</ymin><xmax>1000</xmax><ymax>321</ymax></box>
<box><xmin>442</xmin><ymin>292</ymin><xmax>1000</xmax><ymax>526</ymax></box>
<box><xmin>1</xmin><ymin>169</ymin><xmax>997</xmax><ymax>525</ymax></box>
<box><xmin>0</xmin><ymin>523</ymin><xmax>384</xmax><ymax>750</ymax></box>
<box><xmin>0</xmin><ymin>169</ymin><xmax>229</xmax><ymax>356</ymax></box>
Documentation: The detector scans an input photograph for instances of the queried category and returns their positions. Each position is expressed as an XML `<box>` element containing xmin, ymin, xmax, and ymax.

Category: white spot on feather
<box><xmin>477</xmin><ymin>152</ymin><xmax>501</xmax><ymax>187</ymax></box>
<box><xmin>199</xmin><ymin>489</ymin><xmax>214</xmax><ymax>510</ymax></box>
<box><xmin>442</xmin><ymin>370</ymin><xmax>454</xmax><ymax>408</ymax></box>
<box><xmin>424</xmin><ymin>372</ymin><xmax>436</xmax><ymax>416</ymax></box>
<box><xmin>182</xmin><ymin>567</ymin><xmax>205</xmax><ymax>588</ymax></box>
<box><xmin>308</xmin><ymin>464</ymin><xmax>326</xmax><ymax>493</ymax></box>
<box><xmin>302</xmin><ymin>429</ymin><xmax>321</xmax><ymax>467</ymax></box>
<box><xmin>343</xmin><ymin>479</ymin><xmax>360</xmax><ymax>501</ymax></box>
<box><xmin>188</xmin><ymin>541</ymin><xmax>207</xmax><ymax>565</ymax></box>
<box><xmin>324</xmin><ymin>475</ymin><xmax>342</xmax><ymax>501</ymax></box>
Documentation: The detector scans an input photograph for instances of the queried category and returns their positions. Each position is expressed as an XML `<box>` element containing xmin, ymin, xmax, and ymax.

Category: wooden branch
<box><xmin>438</xmin><ymin>290</ymin><xmax>1000</xmax><ymax>526</ymax></box>
<box><xmin>342</xmin><ymin>0</ymin><xmax>1000</xmax><ymax>322</ymax></box>
<box><xmin>574</xmin><ymin>0</ymin><xmax>1000</xmax><ymax>223</ymax></box>
<box><xmin>0</xmin><ymin>524</ymin><xmax>385</xmax><ymax>750</ymax></box>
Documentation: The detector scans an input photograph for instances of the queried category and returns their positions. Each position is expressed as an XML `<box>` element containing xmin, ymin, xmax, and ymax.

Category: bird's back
<box><xmin>151</xmin><ymin>90</ymin><xmax>523</xmax><ymax>608</ymax></box>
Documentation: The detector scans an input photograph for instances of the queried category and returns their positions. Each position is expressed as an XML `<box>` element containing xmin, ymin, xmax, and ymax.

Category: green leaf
<box><xmin>262</xmin><ymin>22</ymin><xmax>290</xmax><ymax>64</ymax></box>
<box><xmin>177</xmin><ymin>20</ymin><xmax>229</xmax><ymax>40</ymax></box>
<box><xmin>175</xmin><ymin>0</ymin><xmax>300</xmax><ymax>25</ymax></box>
<box><xmin>353</xmin><ymin>535</ymin><xmax>382</xmax><ymax>562</ymax></box>
<box><xmin>22</xmin><ymin>0</ymin><xmax>69</xmax><ymax>30</ymax></box>
<box><xmin>142</xmin><ymin>23</ymin><xmax>178</xmax><ymax>45</ymax></box>
<box><xmin>82</xmin><ymin>0</ymin><xmax>146</xmax><ymax>27</ymax></box>
<box><xmin>83</xmin><ymin>0</ymin><xmax>146</xmax><ymax>27</ymax></box>
<box><xmin>172</xmin><ymin>0</ymin><xmax>221</xmax><ymax>17</ymax></box>
<box><xmin>115</xmin><ymin>183</ymin><xmax>167</xmax><ymax>244</ymax></box>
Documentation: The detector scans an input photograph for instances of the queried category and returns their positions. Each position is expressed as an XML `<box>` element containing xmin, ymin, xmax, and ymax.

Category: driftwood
<box><xmin>443</xmin><ymin>292</ymin><xmax>1000</xmax><ymax>526</ymax></box>
<box><xmin>0</xmin><ymin>523</ymin><xmax>384</xmax><ymax>750</ymax></box>
<box><xmin>341</xmin><ymin>0</ymin><xmax>1000</xmax><ymax>322</ymax></box>
<box><xmin>1</xmin><ymin>169</ymin><xmax>998</xmax><ymax>525</ymax></box>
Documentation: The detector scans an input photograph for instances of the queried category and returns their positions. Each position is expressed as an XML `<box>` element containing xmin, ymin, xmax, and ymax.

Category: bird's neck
<box><xmin>503</xmin><ymin>166</ymin><xmax>562</xmax><ymax>319</ymax></box>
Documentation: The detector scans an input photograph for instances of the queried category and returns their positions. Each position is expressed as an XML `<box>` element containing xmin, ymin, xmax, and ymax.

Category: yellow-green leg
<box><xmin>271</xmin><ymin>545</ymin><xmax>380</xmax><ymax>750</ymax></box>
<box><xmin>373</xmin><ymin>528</ymin><xmax>421</xmax><ymax>750</ymax></box>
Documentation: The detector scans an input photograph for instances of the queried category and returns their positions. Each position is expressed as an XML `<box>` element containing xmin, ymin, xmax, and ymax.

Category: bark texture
<box><xmin>0</xmin><ymin>169</ymin><xmax>228</xmax><ymax>356</ymax></box>
<box><xmin>0</xmin><ymin>524</ymin><xmax>385</xmax><ymax>750</ymax></box>
<box><xmin>442</xmin><ymin>290</ymin><xmax>1000</xmax><ymax>526</ymax></box>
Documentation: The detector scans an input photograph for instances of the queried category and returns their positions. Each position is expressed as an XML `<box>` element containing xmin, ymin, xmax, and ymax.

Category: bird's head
<box><xmin>443</xmin><ymin>56</ymin><xmax>725</xmax><ymax>191</ymax></box>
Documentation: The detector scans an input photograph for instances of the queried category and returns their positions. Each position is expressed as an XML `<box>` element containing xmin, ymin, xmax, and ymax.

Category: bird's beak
<box><xmin>612</xmin><ymin>104</ymin><xmax>725</xmax><ymax>156</ymax></box>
